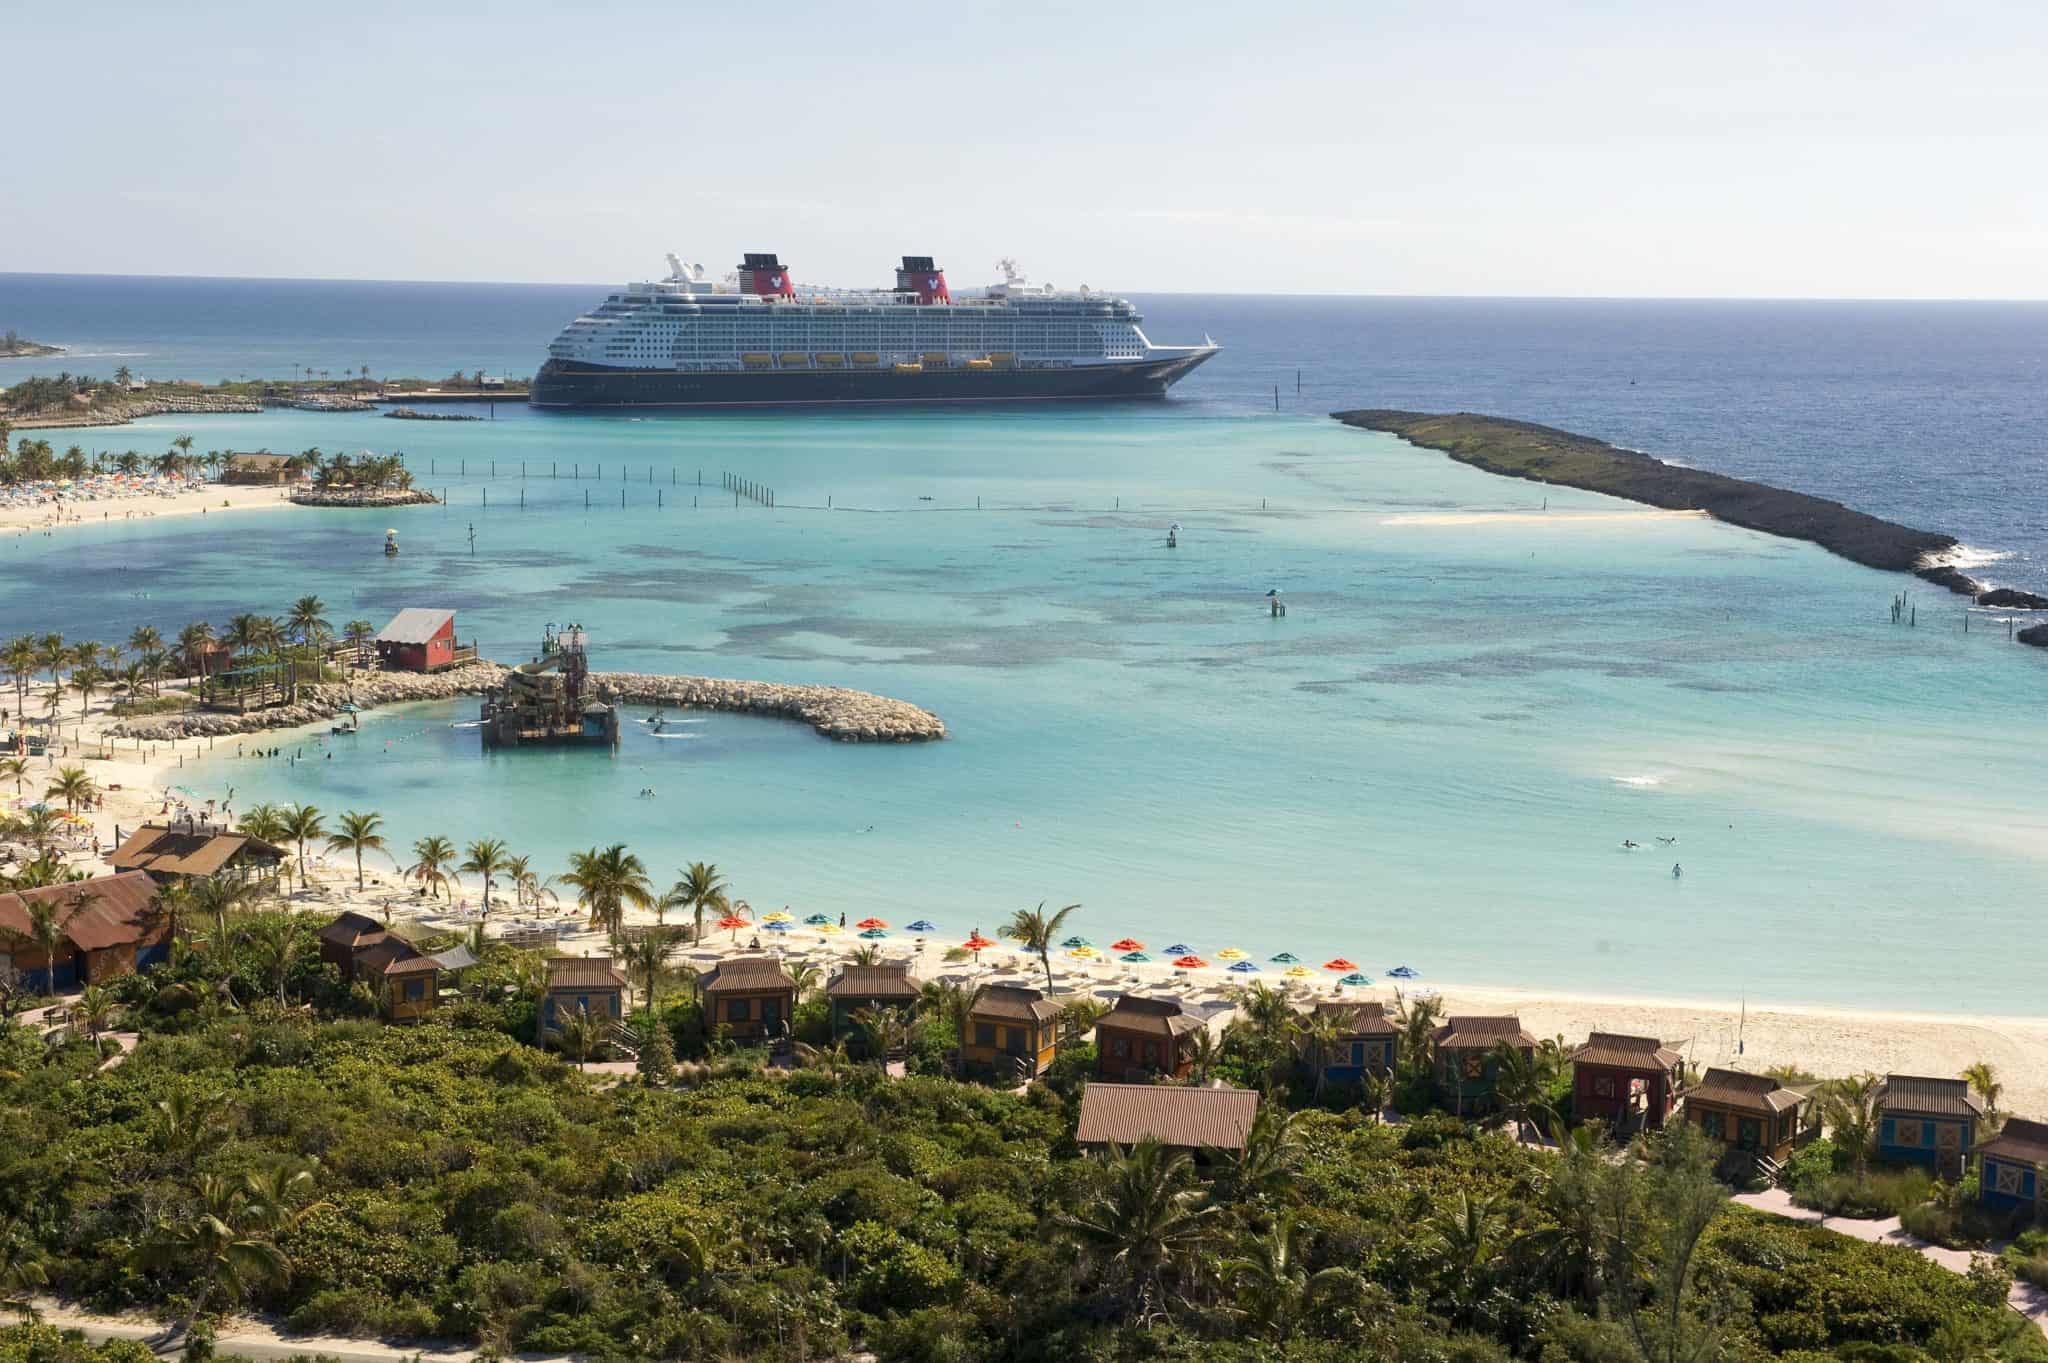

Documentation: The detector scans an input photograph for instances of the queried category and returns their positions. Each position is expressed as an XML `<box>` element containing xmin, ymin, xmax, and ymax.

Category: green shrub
<box><xmin>1794</xmin><ymin>1167</ymin><xmax>1934</xmax><ymax>1219</ymax></box>
<box><xmin>1782</xmin><ymin>1134</ymin><xmax>1837</xmax><ymax>1191</ymax></box>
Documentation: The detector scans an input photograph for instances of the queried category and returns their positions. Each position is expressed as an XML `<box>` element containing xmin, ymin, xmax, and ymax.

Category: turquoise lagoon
<box><xmin>8</xmin><ymin>404</ymin><xmax>2044</xmax><ymax>1011</ymax></box>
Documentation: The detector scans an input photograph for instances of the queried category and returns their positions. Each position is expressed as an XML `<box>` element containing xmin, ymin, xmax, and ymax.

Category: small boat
<box><xmin>383</xmin><ymin>529</ymin><xmax>399</xmax><ymax>556</ymax></box>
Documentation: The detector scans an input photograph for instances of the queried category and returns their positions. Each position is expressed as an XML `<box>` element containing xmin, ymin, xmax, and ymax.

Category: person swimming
<box><xmin>1672</xmin><ymin>863</ymin><xmax>1683</xmax><ymax>879</ymax></box>
<box><xmin>1621</xmin><ymin>839</ymin><xmax>1640</xmax><ymax>850</ymax></box>
<box><xmin>1656</xmin><ymin>835</ymin><xmax>1677</xmax><ymax>845</ymax></box>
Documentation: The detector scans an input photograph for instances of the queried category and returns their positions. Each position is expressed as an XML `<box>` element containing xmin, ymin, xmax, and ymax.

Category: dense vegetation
<box><xmin>2</xmin><ymin>920</ymin><xmax>2040</xmax><ymax>1363</ymax></box>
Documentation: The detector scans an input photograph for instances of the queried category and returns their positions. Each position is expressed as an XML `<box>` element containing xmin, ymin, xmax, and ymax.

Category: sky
<box><xmin>10</xmin><ymin>0</ymin><xmax>2048</xmax><ymax>298</ymax></box>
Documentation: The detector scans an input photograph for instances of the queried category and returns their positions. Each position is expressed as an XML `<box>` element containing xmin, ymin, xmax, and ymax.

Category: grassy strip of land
<box><xmin>1</xmin><ymin>330</ymin><xmax>64</xmax><ymax>358</ymax></box>
<box><xmin>1334</xmin><ymin>409</ymin><xmax>1998</xmax><ymax>598</ymax></box>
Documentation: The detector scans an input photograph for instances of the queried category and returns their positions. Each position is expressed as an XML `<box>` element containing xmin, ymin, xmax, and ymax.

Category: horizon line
<box><xmin>4</xmin><ymin>269</ymin><xmax>2048</xmax><ymax>306</ymax></box>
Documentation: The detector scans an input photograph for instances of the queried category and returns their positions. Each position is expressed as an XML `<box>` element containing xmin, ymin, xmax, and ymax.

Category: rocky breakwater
<box><xmin>289</xmin><ymin>487</ymin><xmax>441</xmax><ymax>508</ymax></box>
<box><xmin>593</xmin><ymin>671</ymin><xmax>946</xmax><ymax>742</ymax></box>
<box><xmin>109</xmin><ymin>660</ymin><xmax>946</xmax><ymax>743</ymax></box>
<box><xmin>1335</xmin><ymin>411</ymin><xmax>2044</xmax><ymax>617</ymax></box>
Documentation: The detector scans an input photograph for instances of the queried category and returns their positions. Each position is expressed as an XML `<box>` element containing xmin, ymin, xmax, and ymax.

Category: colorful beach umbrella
<box><xmin>1172</xmin><ymin>955</ymin><xmax>1208</xmax><ymax>969</ymax></box>
<box><xmin>1214</xmin><ymin>947</ymin><xmax>1246</xmax><ymax>961</ymax></box>
<box><xmin>1339</xmin><ymin>972</ymin><xmax>1372</xmax><ymax>986</ymax></box>
<box><xmin>1227</xmin><ymin>960</ymin><xmax>1260</xmax><ymax>974</ymax></box>
<box><xmin>859</xmin><ymin>927</ymin><xmax>889</xmax><ymax>939</ymax></box>
<box><xmin>804</xmin><ymin>913</ymin><xmax>832</xmax><ymax>926</ymax></box>
<box><xmin>963</xmin><ymin>933</ymin><xmax>996</xmax><ymax>950</ymax></box>
<box><xmin>761</xmin><ymin>910</ymin><xmax>793</xmax><ymax>923</ymax></box>
<box><xmin>1068</xmin><ymin>945</ymin><xmax>1100</xmax><ymax>958</ymax></box>
<box><xmin>1120</xmin><ymin>951</ymin><xmax>1151</xmax><ymax>963</ymax></box>
<box><xmin>856</xmin><ymin>917</ymin><xmax>889</xmax><ymax>930</ymax></box>
<box><xmin>906</xmin><ymin>919</ymin><xmax>938</xmax><ymax>932</ymax></box>
<box><xmin>764</xmin><ymin>920</ymin><xmax>791</xmax><ymax>933</ymax></box>
<box><xmin>817</xmin><ymin>923</ymin><xmax>844</xmax><ymax>935</ymax></box>
<box><xmin>1059</xmin><ymin>935</ymin><xmax>1092</xmax><ymax>949</ymax></box>
<box><xmin>1284</xmin><ymin>965</ymin><xmax>1312</xmax><ymax>978</ymax></box>
<box><xmin>1109</xmin><ymin>937</ymin><xmax>1146</xmax><ymax>952</ymax></box>
<box><xmin>1163</xmin><ymin>943</ymin><xmax>1194</xmax><ymax>956</ymax></box>
<box><xmin>1386</xmin><ymin>965</ymin><xmax>1419</xmax><ymax>979</ymax></box>
<box><xmin>1322</xmin><ymin>958</ymin><xmax>1358</xmax><ymax>972</ymax></box>
<box><xmin>1269</xmin><ymin>951</ymin><xmax>1300</xmax><ymax>963</ymax></box>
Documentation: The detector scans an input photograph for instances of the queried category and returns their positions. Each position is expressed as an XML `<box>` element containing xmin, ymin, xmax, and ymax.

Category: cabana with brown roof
<box><xmin>1312</xmin><ymin>1001</ymin><xmax>1400</xmax><ymax>1085</ymax></box>
<box><xmin>316</xmin><ymin>911</ymin><xmax>442</xmax><ymax>1020</ymax></box>
<box><xmin>109</xmin><ymin>824</ymin><xmax>285</xmax><ymax>886</ymax></box>
<box><xmin>1571</xmin><ymin>1032</ymin><xmax>1684</xmax><ymax>1132</ymax></box>
<box><xmin>964</xmin><ymin>983</ymin><xmax>1061</xmax><ymax>1077</ymax></box>
<box><xmin>1077</xmin><ymin>1083</ymin><xmax>1261</xmax><ymax>1155</ymax></box>
<box><xmin>0</xmin><ymin>872</ymin><xmax>167</xmax><ymax>992</ymax></box>
<box><xmin>317</xmin><ymin>911</ymin><xmax>388</xmax><ymax>978</ymax></box>
<box><xmin>1431</xmin><ymin>1015</ymin><xmax>1537</xmax><ymax>1115</ymax></box>
<box><xmin>698</xmin><ymin>955</ymin><xmax>797</xmax><ymax>1041</ymax></box>
<box><xmin>1975</xmin><ymin>1118</ymin><xmax>2048</xmax><ymax>1216</ymax></box>
<box><xmin>1876</xmin><ymin>1074</ymin><xmax>1986</xmax><ymax>1179</ymax></box>
<box><xmin>220</xmin><ymin>452</ymin><xmax>302</xmax><ymax>485</ymax></box>
<box><xmin>824</xmin><ymin>962</ymin><xmax>922</xmax><ymax>1037</ymax></box>
<box><xmin>544</xmin><ymin>956</ymin><xmax>627</xmax><ymax>1035</ymax></box>
<box><xmin>1095</xmin><ymin>994</ymin><xmax>1204</xmax><ymax>1081</ymax></box>
<box><xmin>1683</xmin><ymin>1068</ymin><xmax>1814</xmax><ymax>1163</ymax></box>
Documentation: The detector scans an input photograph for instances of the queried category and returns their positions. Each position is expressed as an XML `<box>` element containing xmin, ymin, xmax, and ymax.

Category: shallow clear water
<box><xmin>8</xmin><ymin>402</ymin><xmax>2044</xmax><ymax>1011</ymax></box>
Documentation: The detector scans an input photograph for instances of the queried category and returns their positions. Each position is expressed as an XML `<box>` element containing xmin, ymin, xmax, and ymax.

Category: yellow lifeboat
<box><xmin>987</xmin><ymin>351</ymin><xmax>1015</xmax><ymax>368</ymax></box>
<box><xmin>779</xmin><ymin>352</ymin><xmax>810</xmax><ymax>367</ymax></box>
<box><xmin>851</xmin><ymin>352</ymin><xmax>880</xmax><ymax>366</ymax></box>
<box><xmin>741</xmin><ymin>353</ymin><xmax>773</xmax><ymax>369</ymax></box>
<box><xmin>815</xmin><ymin>353</ymin><xmax>845</xmax><ymax>368</ymax></box>
<box><xmin>920</xmin><ymin>351</ymin><xmax>948</xmax><ymax>367</ymax></box>
<box><xmin>893</xmin><ymin>362</ymin><xmax>924</xmax><ymax>373</ymax></box>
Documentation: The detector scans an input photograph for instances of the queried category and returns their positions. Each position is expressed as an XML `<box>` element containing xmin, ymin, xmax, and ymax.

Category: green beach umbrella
<box><xmin>1059</xmin><ymin>935</ymin><xmax>1092</xmax><ymax>949</ymax></box>
<box><xmin>1269</xmin><ymin>951</ymin><xmax>1299</xmax><ymax>964</ymax></box>
<box><xmin>1120</xmin><ymin>951</ymin><xmax>1151</xmax><ymax>963</ymax></box>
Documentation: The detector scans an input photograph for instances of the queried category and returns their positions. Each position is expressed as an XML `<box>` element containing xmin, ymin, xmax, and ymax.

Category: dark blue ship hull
<box><xmin>528</xmin><ymin>351</ymin><xmax>1214</xmax><ymax>409</ymax></box>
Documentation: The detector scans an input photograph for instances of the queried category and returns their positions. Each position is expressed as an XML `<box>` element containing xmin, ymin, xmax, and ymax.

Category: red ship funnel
<box><xmin>895</xmin><ymin>255</ymin><xmax>949</xmax><ymax>304</ymax></box>
<box><xmin>738</xmin><ymin>252</ymin><xmax>795</xmax><ymax>297</ymax></box>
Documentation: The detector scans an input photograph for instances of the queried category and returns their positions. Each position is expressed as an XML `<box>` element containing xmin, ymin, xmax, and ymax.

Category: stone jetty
<box><xmin>288</xmin><ymin>487</ymin><xmax>440</xmax><ymax>508</ymax></box>
<box><xmin>109</xmin><ymin>660</ymin><xmax>945</xmax><ymax>744</ymax></box>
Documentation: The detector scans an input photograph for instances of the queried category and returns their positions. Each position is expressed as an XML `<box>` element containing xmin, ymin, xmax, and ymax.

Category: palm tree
<box><xmin>118</xmin><ymin>660</ymin><xmax>153</xmax><ymax>706</ymax></box>
<box><xmin>1056</xmin><ymin>1138</ymin><xmax>1218</xmax><ymax>1324</ymax></box>
<box><xmin>1185</xmin><ymin>1026</ymin><xmax>1222</xmax><ymax>1085</ymax></box>
<box><xmin>785</xmin><ymin>957</ymin><xmax>823</xmax><ymax>1002</ymax></box>
<box><xmin>1357</xmin><ymin>1068</ymin><xmax>1391</xmax><ymax>1124</ymax></box>
<box><xmin>35</xmin><ymin>633</ymin><xmax>65</xmax><ymax>690</ymax></box>
<box><xmin>721</xmin><ymin>899</ymin><xmax>754</xmax><ymax>944</ymax></box>
<box><xmin>1295</xmin><ymin>1007</ymin><xmax>1349</xmax><ymax>1100</ymax></box>
<box><xmin>667</xmin><ymin>860</ymin><xmax>727</xmax><ymax>946</ymax></box>
<box><xmin>460</xmin><ymin>838</ymin><xmax>513</xmax><ymax>912</ymax></box>
<box><xmin>619</xmin><ymin>927</ymin><xmax>681</xmax><ymax>1007</ymax></box>
<box><xmin>931</xmin><ymin>978</ymin><xmax>991</xmax><ymax>1079</ymax></box>
<box><xmin>237</xmin><ymin>802</ymin><xmax>287</xmax><ymax>847</ymax></box>
<box><xmin>324</xmin><ymin>810</ymin><xmax>389</xmax><ymax>891</ymax></box>
<box><xmin>1428</xmin><ymin>1193</ymin><xmax>1500</xmax><ymax>1325</ymax></box>
<box><xmin>1221</xmin><ymin>1217</ymin><xmax>1363</xmax><ymax>1340</ymax></box>
<box><xmin>1964</xmin><ymin>1061</ymin><xmax>2002</xmax><ymax>1116</ymax></box>
<box><xmin>278</xmin><ymin>804</ymin><xmax>324</xmax><ymax>888</ymax></box>
<box><xmin>4</xmin><ymin>636</ymin><xmax>39</xmax><ymax>720</ymax></box>
<box><xmin>563</xmin><ymin>844</ymin><xmax>654</xmax><ymax>935</ymax></box>
<box><xmin>74</xmin><ymin>983</ymin><xmax>118</xmax><ymax>1057</ymax></box>
<box><xmin>177</xmin><ymin>621</ymin><xmax>217</xmax><ymax>685</ymax></box>
<box><xmin>406</xmin><ymin>835</ymin><xmax>459</xmax><ymax>903</ymax></box>
<box><xmin>45</xmin><ymin>765</ymin><xmax>98</xmax><ymax>813</ymax></box>
<box><xmin>286</xmin><ymin>596</ymin><xmax>330</xmax><ymax>683</ymax></box>
<box><xmin>127</xmin><ymin>624</ymin><xmax>164</xmax><ymax>674</ymax></box>
<box><xmin>67</xmin><ymin>663</ymin><xmax>106</xmax><ymax>717</ymax></box>
<box><xmin>135</xmin><ymin>1173</ymin><xmax>292</xmax><ymax>1344</ymax></box>
<box><xmin>554</xmin><ymin>1004</ymin><xmax>605</xmax><ymax>1070</ymax></box>
<box><xmin>1822</xmin><ymin>1073</ymin><xmax>1883</xmax><ymax>1179</ymax></box>
<box><xmin>0</xmin><ymin>1221</ymin><xmax>49</xmax><ymax>1325</ymax></box>
<box><xmin>0</xmin><ymin>758</ymin><xmax>28</xmax><ymax>797</ymax></box>
<box><xmin>342</xmin><ymin>620</ymin><xmax>375</xmax><ymax>670</ymax></box>
<box><xmin>1489</xmin><ymin>1040</ymin><xmax>1561</xmax><ymax>1144</ymax></box>
<box><xmin>1000</xmin><ymin>900</ymin><xmax>1082</xmax><ymax>993</ymax></box>
<box><xmin>1220</xmin><ymin>1104</ymin><xmax>1304</xmax><ymax>1204</ymax></box>
<box><xmin>3</xmin><ymin>891</ymin><xmax>89</xmax><ymax>992</ymax></box>
<box><xmin>1394</xmin><ymin>989</ymin><xmax>1444</xmax><ymax>1082</ymax></box>
<box><xmin>187</xmin><ymin>876</ymin><xmax>261</xmax><ymax>943</ymax></box>
<box><xmin>237</xmin><ymin>914</ymin><xmax>314</xmax><ymax>1007</ymax></box>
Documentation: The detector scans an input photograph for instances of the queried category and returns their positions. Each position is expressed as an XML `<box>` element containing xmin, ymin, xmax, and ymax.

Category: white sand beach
<box><xmin>0</xmin><ymin>477</ymin><xmax>295</xmax><ymax>536</ymax></box>
<box><xmin>17</xmin><ymin>688</ymin><xmax>2048</xmax><ymax>1116</ymax></box>
<box><xmin>1378</xmin><ymin>508</ymin><xmax>1711</xmax><ymax>527</ymax></box>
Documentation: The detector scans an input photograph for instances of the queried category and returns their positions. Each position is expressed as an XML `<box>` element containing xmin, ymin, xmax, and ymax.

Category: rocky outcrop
<box><xmin>7</xmin><ymin>394</ymin><xmax>264</xmax><ymax>430</ymax></box>
<box><xmin>1333</xmin><ymin>410</ymin><xmax>2005</xmax><ymax>600</ymax></box>
<box><xmin>2019</xmin><ymin>624</ymin><xmax>2048</xmax><ymax>650</ymax></box>
<box><xmin>1975</xmin><ymin>588</ymin><xmax>2048</xmax><ymax>611</ymax></box>
<box><xmin>289</xmin><ymin>488</ymin><xmax>440</xmax><ymax>508</ymax></box>
<box><xmin>108</xmin><ymin>659</ymin><xmax>945</xmax><ymax>744</ymax></box>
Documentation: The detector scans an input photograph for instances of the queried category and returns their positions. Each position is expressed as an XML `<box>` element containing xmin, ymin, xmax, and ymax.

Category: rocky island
<box><xmin>1336</xmin><ymin>410</ymin><xmax>2048</xmax><ymax>632</ymax></box>
<box><xmin>0</xmin><ymin>329</ymin><xmax>64</xmax><ymax>358</ymax></box>
<box><xmin>108</xmin><ymin>659</ymin><xmax>947</xmax><ymax>744</ymax></box>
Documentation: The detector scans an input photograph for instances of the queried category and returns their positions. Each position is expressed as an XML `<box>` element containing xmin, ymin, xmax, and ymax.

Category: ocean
<box><xmin>3</xmin><ymin>272</ymin><xmax>2045</xmax><ymax>1012</ymax></box>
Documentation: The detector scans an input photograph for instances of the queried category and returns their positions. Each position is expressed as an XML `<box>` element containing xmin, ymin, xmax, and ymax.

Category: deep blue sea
<box><xmin>5</xmin><ymin>272</ymin><xmax>2045</xmax><ymax>589</ymax></box>
<box><xmin>3</xmin><ymin>273</ymin><xmax>2045</xmax><ymax>1013</ymax></box>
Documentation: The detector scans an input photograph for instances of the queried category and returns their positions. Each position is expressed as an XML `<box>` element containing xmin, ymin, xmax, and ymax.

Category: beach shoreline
<box><xmin>0</xmin><ymin>477</ymin><xmax>300</xmax><ymax>535</ymax></box>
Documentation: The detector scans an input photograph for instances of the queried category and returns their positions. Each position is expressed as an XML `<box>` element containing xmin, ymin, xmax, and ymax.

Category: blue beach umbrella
<box><xmin>906</xmin><ymin>919</ymin><xmax>938</xmax><ymax>933</ymax></box>
<box><xmin>1120</xmin><ymin>951</ymin><xmax>1151</xmax><ymax>963</ymax></box>
<box><xmin>1228</xmin><ymin>960</ymin><xmax>1260</xmax><ymax>974</ymax></box>
<box><xmin>1269</xmin><ymin>951</ymin><xmax>1299</xmax><ymax>964</ymax></box>
<box><xmin>763</xmin><ymin>920</ymin><xmax>791</xmax><ymax>933</ymax></box>
<box><xmin>804</xmin><ymin>913</ymin><xmax>832</xmax><ymax>926</ymax></box>
<box><xmin>1060</xmin><ymin>935</ymin><xmax>1092</xmax><ymax>949</ymax></box>
<box><xmin>1386</xmin><ymin>965</ymin><xmax>1419</xmax><ymax>979</ymax></box>
<box><xmin>1339</xmin><ymin>972</ymin><xmax>1372</xmax><ymax>986</ymax></box>
<box><xmin>859</xmin><ymin>927</ymin><xmax>890</xmax><ymax>939</ymax></box>
<box><xmin>1163</xmin><ymin>943</ymin><xmax>1194</xmax><ymax>956</ymax></box>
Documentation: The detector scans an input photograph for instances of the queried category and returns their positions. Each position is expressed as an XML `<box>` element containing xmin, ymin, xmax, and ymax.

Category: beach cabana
<box><xmin>1874</xmin><ymin>1074</ymin><xmax>1985</xmax><ymax>1179</ymax></box>
<box><xmin>1430</xmin><ymin>1016</ymin><xmax>1537</xmax><ymax>1116</ymax></box>
<box><xmin>0</xmin><ymin>873</ymin><xmax>168</xmax><ymax>992</ymax></box>
<box><xmin>1076</xmin><ymin>1082</ymin><xmax>1259</xmax><ymax>1157</ymax></box>
<box><xmin>317</xmin><ymin>910</ymin><xmax>388</xmax><ymax>979</ymax></box>
<box><xmin>1094</xmin><ymin>995</ymin><xmax>1204</xmax><ymax>1081</ymax></box>
<box><xmin>963</xmin><ymin>984</ymin><xmax>1061</xmax><ymax>1077</ymax></box>
<box><xmin>1311</xmin><ymin>1001</ymin><xmax>1399</xmax><ymax>1085</ymax></box>
<box><xmin>220</xmin><ymin>452</ymin><xmax>301</xmax><ymax>485</ymax></box>
<box><xmin>543</xmin><ymin>956</ymin><xmax>627</xmax><ymax>1035</ymax></box>
<box><xmin>1974</xmin><ymin>1118</ymin><xmax>2048</xmax><ymax>1216</ymax></box>
<box><xmin>1570</xmin><ymin>1032</ymin><xmax>1684</xmax><ymax>1133</ymax></box>
<box><xmin>697</xmin><ymin>955</ymin><xmax>798</xmax><ymax>1041</ymax></box>
<box><xmin>1683</xmin><ymin>1068</ymin><xmax>1814</xmax><ymax>1167</ymax></box>
<box><xmin>374</xmin><ymin>608</ymin><xmax>466</xmax><ymax>673</ymax></box>
<box><xmin>365</xmin><ymin>948</ymin><xmax>441</xmax><ymax>1022</ymax></box>
<box><xmin>109</xmin><ymin>824</ymin><xmax>285</xmax><ymax>887</ymax></box>
<box><xmin>824</xmin><ymin>961</ymin><xmax>922</xmax><ymax>1038</ymax></box>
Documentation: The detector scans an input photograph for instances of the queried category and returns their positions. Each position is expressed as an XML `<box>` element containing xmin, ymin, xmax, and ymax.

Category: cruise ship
<box><xmin>528</xmin><ymin>254</ymin><xmax>1217</xmax><ymax>408</ymax></box>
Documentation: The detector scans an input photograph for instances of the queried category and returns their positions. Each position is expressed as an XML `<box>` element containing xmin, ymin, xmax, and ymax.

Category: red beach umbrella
<box><xmin>1322</xmin><ymin>957</ymin><xmax>1358</xmax><ymax>972</ymax></box>
<box><xmin>856</xmin><ymin>916</ymin><xmax>889</xmax><ymax>930</ymax></box>
<box><xmin>1172</xmin><ymin>955</ymin><xmax>1209</xmax><ymax>970</ymax></box>
<box><xmin>1109</xmin><ymin>938</ymin><xmax>1146</xmax><ymax>952</ymax></box>
<box><xmin>962</xmin><ymin>932</ymin><xmax>997</xmax><ymax>962</ymax></box>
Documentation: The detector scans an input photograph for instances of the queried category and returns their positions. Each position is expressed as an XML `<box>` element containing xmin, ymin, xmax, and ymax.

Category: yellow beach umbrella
<box><xmin>816</xmin><ymin>923</ymin><xmax>843</xmax><ymax>935</ymax></box>
<box><xmin>762</xmin><ymin>910</ymin><xmax>793</xmax><ymax>923</ymax></box>
<box><xmin>1284</xmin><ymin>964</ymin><xmax>1312</xmax><ymax>978</ymax></box>
<box><xmin>1214</xmin><ymin>947</ymin><xmax>1247</xmax><ymax>961</ymax></box>
<box><xmin>1068</xmin><ymin>945</ymin><xmax>1100</xmax><ymax>958</ymax></box>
